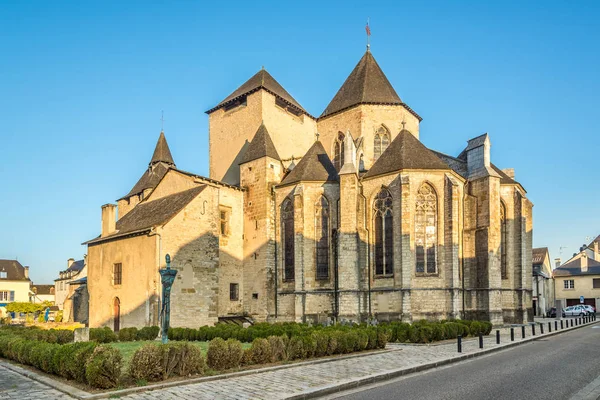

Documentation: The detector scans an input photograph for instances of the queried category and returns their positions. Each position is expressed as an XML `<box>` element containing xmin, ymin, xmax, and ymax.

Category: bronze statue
<box><xmin>159</xmin><ymin>254</ymin><xmax>178</xmax><ymax>344</ymax></box>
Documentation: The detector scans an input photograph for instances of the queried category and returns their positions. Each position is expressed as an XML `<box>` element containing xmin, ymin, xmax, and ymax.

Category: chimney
<box><xmin>554</xmin><ymin>258</ymin><xmax>561</xmax><ymax>269</ymax></box>
<box><xmin>67</xmin><ymin>258</ymin><xmax>75</xmax><ymax>269</ymax></box>
<box><xmin>466</xmin><ymin>134</ymin><xmax>491</xmax><ymax>177</ymax></box>
<box><xmin>24</xmin><ymin>266</ymin><xmax>29</xmax><ymax>279</ymax></box>
<box><xmin>101</xmin><ymin>204</ymin><xmax>117</xmax><ymax>237</ymax></box>
<box><xmin>581</xmin><ymin>253</ymin><xmax>588</xmax><ymax>272</ymax></box>
<box><xmin>594</xmin><ymin>241</ymin><xmax>599</xmax><ymax>261</ymax></box>
<box><xmin>502</xmin><ymin>168</ymin><xmax>515</xmax><ymax>179</ymax></box>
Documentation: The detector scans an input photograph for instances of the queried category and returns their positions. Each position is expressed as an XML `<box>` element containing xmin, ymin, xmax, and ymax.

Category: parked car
<box><xmin>562</xmin><ymin>305</ymin><xmax>590</xmax><ymax>317</ymax></box>
<box><xmin>582</xmin><ymin>305</ymin><xmax>596</xmax><ymax>314</ymax></box>
<box><xmin>546</xmin><ymin>307</ymin><xmax>557</xmax><ymax>318</ymax></box>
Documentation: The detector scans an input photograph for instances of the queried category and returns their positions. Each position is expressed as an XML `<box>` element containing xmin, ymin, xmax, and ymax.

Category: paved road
<box><xmin>330</xmin><ymin>325</ymin><xmax>600</xmax><ymax>400</ymax></box>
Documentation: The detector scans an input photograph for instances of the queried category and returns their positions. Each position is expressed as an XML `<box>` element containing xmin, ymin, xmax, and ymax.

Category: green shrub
<box><xmin>206</xmin><ymin>338</ymin><xmax>229</xmax><ymax>370</ymax></box>
<box><xmin>268</xmin><ymin>335</ymin><xmax>287</xmax><ymax>362</ymax></box>
<box><xmin>138</xmin><ymin>326</ymin><xmax>160</xmax><ymax>341</ymax></box>
<box><xmin>226</xmin><ymin>339</ymin><xmax>244</xmax><ymax>369</ymax></box>
<box><xmin>174</xmin><ymin>342</ymin><xmax>205</xmax><ymax>376</ymax></box>
<box><xmin>90</xmin><ymin>327</ymin><xmax>118</xmax><ymax>343</ymax></box>
<box><xmin>287</xmin><ymin>336</ymin><xmax>305</xmax><ymax>360</ymax></box>
<box><xmin>85</xmin><ymin>345</ymin><xmax>122</xmax><ymax>389</ymax></box>
<box><xmin>250</xmin><ymin>338</ymin><xmax>272</xmax><ymax>365</ymax></box>
<box><xmin>118</xmin><ymin>327</ymin><xmax>139</xmax><ymax>342</ymax></box>
<box><xmin>311</xmin><ymin>331</ymin><xmax>329</xmax><ymax>357</ymax></box>
<box><xmin>129</xmin><ymin>344</ymin><xmax>163</xmax><ymax>382</ymax></box>
<box><xmin>241</xmin><ymin>348</ymin><xmax>254</xmax><ymax>366</ymax></box>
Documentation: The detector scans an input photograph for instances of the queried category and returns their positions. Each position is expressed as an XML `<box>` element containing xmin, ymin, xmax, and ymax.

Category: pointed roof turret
<box><xmin>206</xmin><ymin>69</ymin><xmax>312</xmax><ymax>117</ymax></box>
<box><xmin>321</xmin><ymin>51</ymin><xmax>404</xmax><ymax>118</ymax></box>
<box><xmin>363</xmin><ymin>130</ymin><xmax>449</xmax><ymax>179</ymax></box>
<box><xmin>240</xmin><ymin>122</ymin><xmax>281</xmax><ymax>164</ymax></box>
<box><xmin>150</xmin><ymin>131</ymin><xmax>175</xmax><ymax>166</ymax></box>
<box><xmin>117</xmin><ymin>131</ymin><xmax>176</xmax><ymax>200</ymax></box>
<box><xmin>280</xmin><ymin>141</ymin><xmax>338</xmax><ymax>186</ymax></box>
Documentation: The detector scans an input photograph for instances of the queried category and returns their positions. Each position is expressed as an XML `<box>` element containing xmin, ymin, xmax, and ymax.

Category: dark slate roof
<box><xmin>71</xmin><ymin>277</ymin><xmax>87</xmax><ymax>285</ymax></box>
<box><xmin>151</xmin><ymin>131</ymin><xmax>175</xmax><ymax>165</ymax></box>
<box><xmin>321</xmin><ymin>51</ymin><xmax>407</xmax><ymax>119</ymax></box>
<box><xmin>553</xmin><ymin>257</ymin><xmax>600</xmax><ymax>277</ymax></box>
<box><xmin>118</xmin><ymin>131</ymin><xmax>176</xmax><ymax>201</ymax></box>
<box><xmin>87</xmin><ymin>186</ymin><xmax>206</xmax><ymax>244</ymax></box>
<box><xmin>0</xmin><ymin>260</ymin><xmax>30</xmax><ymax>281</ymax></box>
<box><xmin>279</xmin><ymin>141</ymin><xmax>338</xmax><ymax>186</ymax></box>
<box><xmin>32</xmin><ymin>284</ymin><xmax>54</xmax><ymax>295</ymax></box>
<box><xmin>240</xmin><ymin>122</ymin><xmax>281</xmax><ymax>164</ymax></box>
<box><xmin>431</xmin><ymin>150</ymin><xmax>468</xmax><ymax>178</ymax></box>
<box><xmin>67</xmin><ymin>260</ymin><xmax>85</xmax><ymax>273</ymax></box>
<box><xmin>206</xmin><ymin>69</ymin><xmax>311</xmax><ymax>117</ymax></box>
<box><xmin>363</xmin><ymin>130</ymin><xmax>450</xmax><ymax>179</ymax></box>
<box><xmin>491</xmin><ymin>164</ymin><xmax>518</xmax><ymax>185</ymax></box>
<box><xmin>532</xmin><ymin>247</ymin><xmax>548</xmax><ymax>265</ymax></box>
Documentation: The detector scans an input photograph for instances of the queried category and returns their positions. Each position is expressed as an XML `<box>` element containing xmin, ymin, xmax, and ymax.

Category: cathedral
<box><xmin>85</xmin><ymin>48</ymin><xmax>533</xmax><ymax>330</ymax></box>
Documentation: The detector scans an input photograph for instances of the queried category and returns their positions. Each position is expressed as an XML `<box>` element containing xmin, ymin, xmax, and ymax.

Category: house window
<box><xmin>229</xmin><ymin>283</ymin><xmax>239</xmax><ymax>301</ymax></box>
<box><xmin>220</xmin><ymin>208</ymin><xmax>230</xmax><ymax>236</ymax></box>
<box><xmin>334</xmin><ymin>132</ymin><xmax>345</xmax><ymax>170</ymax></box>
<box><xmin>0</xmin><ymin>271</ymin><xmax>6</xmax><ymax>279</ymax></box>
<box><xmin>564</xmin><ymin>279</ymin><xmax>574</xmax><ymax>289</ymax></box>
<box><xmin>315</xmin><ymin>196</ymin><xmax>330</xmax><ymax>279</ymax></box>
<box><xmin>0</xmin><ymin>291</ymin><xmax>8</xmax><ymax>301</ymax></box>
<box><xmin>113</xmin><ymin>263</ymin><xmax>122</xmax><ymax>285</ymax></box>
<box><xmin>373</xmin><ymin>189</ymin><xmax>393</xmax><ymax>276</ymax></box>
<box><xmin>415</xmin><ymin>183</ymin><xmax>438</xmax><ymax>274</ymax></box>
<box><xmin>282</xmin><ymin>198</ymin><xmax>295</xmax><ymax>281</ymax></box>
<box><xmin>374</xmin><ymin>126</ymin><xmax>390</xmax><ymax>161</ymax></box>
<box><xmin>500</xmin><ymin>202</ymin><xmax>507</xmax><ymax>279</ymax></box>
<box><xmin>594</xmin><ymin>279</ymin><xmax>600</xmax><ymax>289</ymax></box>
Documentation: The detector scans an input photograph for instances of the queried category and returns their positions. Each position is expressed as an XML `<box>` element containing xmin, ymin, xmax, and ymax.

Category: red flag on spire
<box><xmin>365</xmin><ymin>23</ymin><xmax>371</xmax><ymax>36</ymax></box>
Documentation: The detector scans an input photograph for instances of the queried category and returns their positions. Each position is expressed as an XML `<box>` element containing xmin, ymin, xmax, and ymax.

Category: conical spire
<box><xmin>150</xmin><ymin>131</ymin><xmax>175</xmax><ymax>166</ymax></box>
<box><xmin>320</xmin><ymin>51</ymin><xmax>402</xmax><ymax>118</ymax></box>
<box><xmin>240</xmin><ymin>122</ymin><xmax>281</xmax><ymax>164</ymax></box>
<box><xmin>206</xmin><ymin>69</ymin><xmax>310</xmax><ymax>117</ymax></box>
<box><xmin>280</xmin><ymin>141</ymin><xmax>338</xmax><ymax>186</ymax></box>
<box><xmin>363</xmin><ymin>130</ymin><xmax>449</xmax><ymax>179</ymax></box>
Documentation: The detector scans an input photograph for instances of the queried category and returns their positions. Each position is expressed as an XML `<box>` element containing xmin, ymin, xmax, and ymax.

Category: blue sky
<box><xmin>1</xmin><ymin>0</ymin><xmax>599</xmax><ymax>283</ymax></box>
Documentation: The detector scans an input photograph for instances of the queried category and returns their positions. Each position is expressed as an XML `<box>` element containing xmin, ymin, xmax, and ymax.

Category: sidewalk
<box><xmin>1</xmin><ymin>317</ymin><xmax>597</xmax><ymax>400</ymax></box>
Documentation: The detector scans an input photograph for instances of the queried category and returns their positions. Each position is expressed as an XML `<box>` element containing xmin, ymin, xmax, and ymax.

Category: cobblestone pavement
<box><xmin>0</xmin><ymin>364</ymin><xmax>71</xmax><ymax>400</ymax></box>
<box><xmin>0</xmin><ymin>319</ymin><xmax>594</xmax><ymax>400</ymax></box>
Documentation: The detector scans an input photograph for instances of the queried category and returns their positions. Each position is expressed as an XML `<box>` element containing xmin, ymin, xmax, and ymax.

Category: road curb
<box><xmin>0</xmin><ymin>319</ymin><xmax>597</xmax><ymax>399</ymax></box>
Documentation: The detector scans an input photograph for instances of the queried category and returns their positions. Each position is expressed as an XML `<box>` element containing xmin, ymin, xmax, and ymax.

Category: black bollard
<box><xmin>560</xmin><ymin>320</ymin><xmax>563</xmax><ymax>329</ymax></box>
<box><xmin>479</xmin><ymin>333</ymin><xmax>483</xmax><ymax>349</ymax></box>
<box><xmin>540</xmin><ymin>323</ymin><xmax>544</xmax><ymax>334</ymax></box>
<box><xmin>496</xmin><ymin>330</ymin><xmax>500</xmax><ymax>344</ymax></box>
<box><xmin>532</xmin><ymin>324</ymin><xmax>536</xmax><ymax>336</ymax></box>
<box><xmin>571</xmin><ymin>319</ymin><xmax>574</xmax><ymax>327</ymax></box>
<box><xmin>458</xmin><ymin>335</ymin><xmax>462</xmax><ymax>353</ymax></box>
<box><xmin>510</xmin><ymin>327</ymin><xmax>514</xmax><ymax>341</ymax></box>
<box><xmin>548</xmin><ymin>322</ymin><xmax>552</xmax><ymax>332</ymax></box>
<box><xmin>555</xmin><ymin>320</ymin><xmax>558</xmax><ymax>330</ymax></box>
<box><xmin>521</xmin><ymin>325</ymin><xmax>526</xmax><ymax>339</ymax></box>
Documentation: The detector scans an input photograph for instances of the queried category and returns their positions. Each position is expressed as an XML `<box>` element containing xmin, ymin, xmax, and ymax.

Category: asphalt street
<box><xmin>329</xmin><ymin>323</ymin><xmax>600</xmax><ymax>400</ymax></box>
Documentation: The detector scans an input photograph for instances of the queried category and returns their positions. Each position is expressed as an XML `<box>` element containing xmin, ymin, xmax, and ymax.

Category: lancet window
<box><xmin>282</xmin><ymin>199</ymin><xmax>295</xmax><ymax>281</ymax></box>
<box><xmin>374</xmin><ymin>189</ymin><xmax>394</xmax><ymax>276</ymax></box>
<box><xmin>415</xmin><ymin>183</ymin><xmax>437</xmax><ymax>274</ymax></box>
<box><xmin>374</xmin><ymin>126</ymin><xmax>390</xmax><ymax>161</ymax></box>
<box><xmin>315</xmin><ymin>196</ymin><xmax>330</xmax><ymax>279</ymax></box>
<box><xmin>334</xmin><ymin>132</ymin><xmax>345</xmax><ymax>170</ymax></box>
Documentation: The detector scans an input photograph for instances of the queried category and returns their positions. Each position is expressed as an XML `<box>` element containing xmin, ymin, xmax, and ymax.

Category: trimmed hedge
<box><xmin>383</xmin><ymin>319</ymin><xmax>493</xmax><ymax>344</ymax></box>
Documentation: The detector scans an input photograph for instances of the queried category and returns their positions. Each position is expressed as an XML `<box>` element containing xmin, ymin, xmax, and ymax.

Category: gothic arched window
<box><xmin>500</xmin><ymin>201</ymin><xmax>507</xmax><ymax>279</ymax></box>
<box><xmin>334</xmin><ymin>132</ymin><xmax>345</xmax><ymax>170</ymax></box>
<box><xmin>282</xmin><ymin>198</ymin><xmax>295</xmax><ymax>281</ymax></box>
<box><xmin>315</xmin><ymin>196</ymin><xmax>330</xmax><ymax>279</ymax></box>
<box><xmin>374</xmin><ymin>189</ymin><xmax>394</xmax><ymax>276</ymax></box>
<box><xmin>415</xmin><ymin>183</ymin><xmax>437</xmax><ymax>274</ymax></box>
<box><xmin>374</xmin><ymin>126</ymin><xmax>390</xmax><ymax>161</ymax></box>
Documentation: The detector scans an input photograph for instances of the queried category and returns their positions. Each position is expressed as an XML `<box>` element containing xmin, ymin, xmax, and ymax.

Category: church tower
<box><xmin>317</xmin><ymin>50</ymin><xmax>422</xmax><ymax>172</ymax></box>
<box><xmin>206</xmin><ymin>69</ymin><xmax>317</xmax><ymax>186</ymax></box>
<box><xmin>239</xmin><ymin>122</ymin><xmax>284</xmax><ymax>320</ymax></box>
<box><xmin>116</xmin><ymin>130</ymin><xmax>176</xmax><ymax>219</ymax></box>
